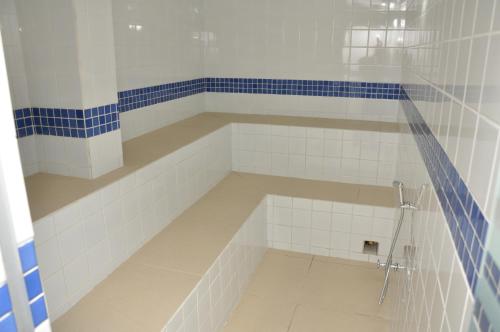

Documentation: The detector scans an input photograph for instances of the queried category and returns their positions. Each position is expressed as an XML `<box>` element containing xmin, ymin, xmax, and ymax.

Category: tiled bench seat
<box><xmin>51</xmin><ymin>172</ymin><xmax>396</xmax><ymax>331</ymax></box>
<box><xmin>26</xmin><ymin>113</ymin><xmax>400</xmax><ymax>330</ymax></box>
<box><xmin>25</xmin><ymin>112</ymin><xmax>400</xmax><ymax>220</ymax></box>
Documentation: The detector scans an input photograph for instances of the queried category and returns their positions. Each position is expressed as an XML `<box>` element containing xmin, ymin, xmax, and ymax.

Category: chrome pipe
<box><xmin>378</xmin><ymin>207</ymin><xmax>405</xmax><ymax>304</ymax></box>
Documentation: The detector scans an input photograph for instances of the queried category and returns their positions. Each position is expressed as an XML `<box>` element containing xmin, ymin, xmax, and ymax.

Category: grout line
<box><xmin>286</xmin><ymin>304</ymin><xmax>300</xmax><ymax>332</ymax></box>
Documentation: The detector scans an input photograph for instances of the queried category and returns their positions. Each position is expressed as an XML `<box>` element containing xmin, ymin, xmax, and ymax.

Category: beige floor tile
<box><xmin>245</xmin><ymin>250</ymin><xmax>312</xmax><ymax>303</ymax></box>
<box><xmin>222</xmin><ymin>294</ymin><xmax>297</xmax><ymax>332</ymax></box>
<box><xmin>299</xmin><ymin>259</ymin><xmax>390</xmax><ymax>318</ymax></box>
<box><xmin>224</xmin><ymin>250</ymin><xmax>395</xmax><ymax>331</ymax></box>
<box><xmin>288</xmin><ymin>304</ymin><xmax>390</xmax><ymax>332</ymax></box>
<box><xmin>52</xmin><ymin>293</ymin><xmax>145</xmax><ymax>332</ymax></box>
<box><xmin>54</xmin><ymin>262</ymin><xmax>200</xmax><ymax>331</ymax></box>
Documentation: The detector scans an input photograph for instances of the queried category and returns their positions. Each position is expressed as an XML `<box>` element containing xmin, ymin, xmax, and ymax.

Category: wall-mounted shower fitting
<box><xmin>377</xmin><ymin>181</ymin><xmax>426</xmax><ymax>305</ymax></box>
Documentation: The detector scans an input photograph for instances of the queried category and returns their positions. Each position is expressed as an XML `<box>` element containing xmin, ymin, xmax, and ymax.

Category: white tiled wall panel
<box><xmin>120</xmin><ymin>94</ymin><xmax>205</xmax><ymax>142</ymax></box>
<box><xmin>75</xmin><ymin>0</ymin><xmax>118</xmax><ymax>109</ymax></box>
<box><xmin>404</xmin><ymin>0</ymin><xmax>500</xmax><ymax>225</ymax></box>
<box><xmin>17</xmin><ymin>127</ymin><xmax>123</xmax><ymax>179</ymax></box>
<box><xmin>266</xmin><ymin>195</ymin><xmax>401</xmax><ymax>264</ymax></box>
<box><xmin>87</xmin><ymin>130</ymin><xmax>124</xmax><ymax>178</ymax></box>
<box><xmin>163</xmin><ymin>198</ymin><xmax>267</xmax><ymax>332</ymax></box>
<box><xmin>203</xmin><ymin>0</ymin><xmax>405</xmax><ymax>82</ymax></box>
<box><xmin>391</xmin><ymin>113</ymin><xmax>474</xmax><ymax>332</ymax></box>
<box><xmin>0</xmin><ymin>0</ymin><xmax>30</xmax><ymax>110</ymax></box>
<box><xmin>111</xmin><ymin>0</ymin><xmax>204</xmax><ymax>92</ymax></box>
<box><xmin>111</xmin><ymin>0</ymin><xmax>206</xmax><ymax>140</ymax></box>
<box><xmin>202</xmin><ymin>0</ymin><xmax>405</xmax><ymax>122</ymax></box>
<box><xmin>232</xmin><ymin>123</ymin><xmax>400</xmax><ymax>186</ymax></box>
<box><xmin>17</xmin><ymin>135</ymin><xmax>39</xmax><ymax>176</ymax></box>
<box><xmin>33</xmin><ymin>126</ymin><xmax>232</xmax><ymax>319</ymax></box>
<box><xmin>395</xmin><ymin>0</ymin><xmax>500</xmax><ymax>328</ymax></box>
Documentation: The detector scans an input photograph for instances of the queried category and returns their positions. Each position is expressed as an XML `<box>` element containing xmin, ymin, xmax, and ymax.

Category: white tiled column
<box><xmin>12</xmin><ymin>0</ymin><xmax>123</xmax><ymax>179</ymax></box>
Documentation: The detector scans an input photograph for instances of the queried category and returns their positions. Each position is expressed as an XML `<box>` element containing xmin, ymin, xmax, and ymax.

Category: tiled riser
<box><xmin>18</xmin><ymin>130</ymin><xmax>124</xmax><ymax>179</ymax></box>
<box><xmin>163</xmin><ymin>199</ymin><xmax>267</xmax><ymax>332</ymax></box>
<box><xmin>32</xmin><ymin>126</ymin><xmax>232</xmax><ymax>320</ymax></box>
<box><xmin>205</xmin><ymin>94</ymin><xmax>401</xmax><ymax>123</ymax></box>
<box><xmin>232</xmin><ymin>123</ymin><xmax>400</xmax><ymax>186</ymax></box>
<box><xmin>266</xmin><ymin>195</ymin><xmax>400</xmax><ymax>264</ymax></box>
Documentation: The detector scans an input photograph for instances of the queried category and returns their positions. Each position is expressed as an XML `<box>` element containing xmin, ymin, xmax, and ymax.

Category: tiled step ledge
<box><xmin>26</xmin><ymin>112</ymin><xmax>401</xmax><ymax>221</ymax></box>
<box><xmin>29</xmin><ymin>114</ymin><xmax>399</xmax><ymax>327</ymax></box>
<box><xmin>53</xmin><ymin>193</ymin><xmax>268</xmax><ymax>332</ymax></box>
<box><xmin>48</xmin><ymin>172</ymin><xmax>397</xmax><ymax>331</ymax></box>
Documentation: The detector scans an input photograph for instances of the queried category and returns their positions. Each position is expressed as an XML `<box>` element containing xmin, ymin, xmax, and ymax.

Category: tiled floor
<box><xmin>223</xmin><ymin>249</ymin><xmax>395</xmax><ymax>332</ymax></box>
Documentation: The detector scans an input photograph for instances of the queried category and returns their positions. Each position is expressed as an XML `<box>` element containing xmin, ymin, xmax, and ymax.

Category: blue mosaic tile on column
<box><xmin>0</xmin><ymin>282</ymin><xmax>17</xmax><ymax>331</ymax></box>
<box><xmin>15</xmin><ymin>103</ymin><xmax>120</xmax><ymax>139</ymax></box>
<box><xmin>13</xmin><ymin>108</ymin><xmax>33</xmax><ymax>138</ymax></box>
<box><xmin>18</xmin><ymin>241</ymin><xmax>49</xmax><ymax>328</ymax></box>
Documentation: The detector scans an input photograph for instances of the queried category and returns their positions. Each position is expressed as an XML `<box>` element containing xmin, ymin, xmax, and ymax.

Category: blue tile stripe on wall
<box><xmin>0</xmin><ymin>283</ymin><xmax>17</xmax><ymax>332</ymax></box>
<box><xmin>483</xmin><ymin>253</ymin><xmax>500</xmax><ymax>306</ymax></box>
<box><xmin>15</xmin><ymin>78</ymin><xmax>401</xmax><ymax>138</ymax></box>
<box><xmin>400</xmin><ymin>85</ymin><xmax>488</xmax><ymax>291</ymax></box>
<box><xmin>18</xmin><ymin>241</ymin><xmax>48</xmax><ymax>328</ymax></box>
<box><xmin>117</xmin><ymin>78</ymin><xmax>205</xmax><ymax>113</ymax></box>
<box><xmin>13</xmin><ymin>104</ymin><xmax>120</xmax><ymax>139</ymax></box>
<box><xmin>204</xmin><ymin>77</ymin><xmax>401</xmax><ymax>99</ymax></box>
<box><xmin>14</xmin><ymin>108</ymin><xmax>33</xmax><ymax>138</ymax></box>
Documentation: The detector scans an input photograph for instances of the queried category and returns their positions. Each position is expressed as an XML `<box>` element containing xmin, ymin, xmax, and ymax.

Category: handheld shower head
<box><xmin>393</xmin><ymin>180</ymin><xmax>404</xmax><ymax>206</ymax></box>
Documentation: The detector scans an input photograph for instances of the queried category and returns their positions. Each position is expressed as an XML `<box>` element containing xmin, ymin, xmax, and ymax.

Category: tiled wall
<box><xmin>164</xmin><ymin>198</ymin><xmax>267</xmax><ymax>332</ymax></box>
<box><xmin>391</xmin><ymin>115</ymin><xmax>476</xmax><ymax>332</ymax></box>
<box><xmin>0</xmin><ymin>40</ymin><xmax>51</xmax><ymax>330</ymax></box>
<box><xmin>203</xmin><ymin>0</ymin><xmax>406</xmax><ymax>121</ymax></box>
<box><xmin>232</xmin><ymin>123</ymin><xmax>400</xmax><ymax>186</ymax></box>
<box><xmin>0</xmin><ymin>0</ymin><xmax>30</xmax><ymax>111</ymax></box>
<box><xmin>112</xmin><ymin>0</ymin><xmax>206</xmax><ymax>141</ymax></box>
<box><xmin>1</xmin><ymin>0</ymin><xmax>124</xmax><ymax>179</ymax></box>
<box><xmin>391</xmin><ymin>0</ymin><xmax>500</xmax><ymax>330</ymax></box>
<box><xmin>33</xmin><ymin>126</ymin><xmax>231</xmax><ymax>320</ymax></box>
<box><xmin>266</xmin><ymin>195</ymin><xmax>400</xmax><ymax>263</ymax></box>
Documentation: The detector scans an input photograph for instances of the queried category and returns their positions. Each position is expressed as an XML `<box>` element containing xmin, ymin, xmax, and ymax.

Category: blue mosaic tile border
<box><xmin>473</xmin><ymin>301</ymin><xmax>493</xmax><ymax>332</ymax></box>
<box><xmin>116</xmin><ymin>77</ymin><xmax>401</xmax><ymax>114</ymax></box>
<box><xmin>18</xmin><ymin>241</ymin><xmax>48</xmax><ymax>328</ymax></box>
<box><xmin>484</xmin><ymin>253</ymin><xmax>500</xmax><ymax>305</ymax></box>
<box><xmin>400</xmin><ymin>86</ymin><xmax>488</xmax><ymax>291</ymax></box>
<box><xmin>14</xmin><ymin>108</ymin><xmax>33</xmax><ymax>138</ymax></box>
<box><xmin>16</xmin><ymin>78</ymin><xmax>402</xmax><ymax>137</ymax></box>
<box><xmin>204</xmin><ymin>78</ymin><xmax>401</xmax><ymax>99</ymax></box>
<box><xmin>14</xmin><ymin>104</ymin><xmax>120</xmax><ymax>139</ymax></box>
<box><xmin>117</xmin><ymin>78</ymin><xmax>205</xmax><ymax>113</ymax></box>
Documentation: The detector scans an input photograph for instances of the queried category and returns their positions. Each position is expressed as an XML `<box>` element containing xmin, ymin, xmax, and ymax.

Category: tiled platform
<box><xmin>25</xmin><ymin>112</ymin><xmax>400</xmax><ymax>220</ymax></box>
<box><xmin>223</xmin><ymin>249</ymin><xmax>394</xmax><ymax>332</ymax></box>
<box><xmin>51</xmin><ymin>171</ymin><xmax>395</xmax><ymax>331</ymax></box>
